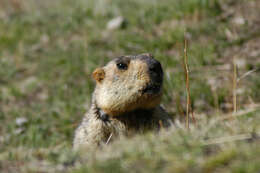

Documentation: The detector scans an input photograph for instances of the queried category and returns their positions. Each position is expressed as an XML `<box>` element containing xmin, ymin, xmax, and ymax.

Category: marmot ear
<box><xmin>92</xmin><ymin>68</ymin><xmax>105</xmax><ymax>83</ymax></box>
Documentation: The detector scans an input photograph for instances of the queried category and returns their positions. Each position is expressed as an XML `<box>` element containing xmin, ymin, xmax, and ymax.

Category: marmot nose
<box><xmin>148</xmin><ymin>60</ymin><xmax>163</xmax><ymax>84</ymax></box>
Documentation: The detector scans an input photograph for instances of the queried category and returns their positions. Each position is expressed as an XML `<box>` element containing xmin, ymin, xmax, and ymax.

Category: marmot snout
<box><xmin>73</xmin><ymin>53</ymin><xmax>172</xmax><ymax>150</ymax></box>
<box><xmin>140</xmin><ymin>55</ymin><xmax>163</xmax><ymax>94</ymax></box>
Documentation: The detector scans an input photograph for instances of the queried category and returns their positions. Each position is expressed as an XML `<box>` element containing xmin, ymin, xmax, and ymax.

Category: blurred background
<box><xmin>0</xmin><ymin>0</ymin><xmax>260</xmax><ymax>172</ymax></box>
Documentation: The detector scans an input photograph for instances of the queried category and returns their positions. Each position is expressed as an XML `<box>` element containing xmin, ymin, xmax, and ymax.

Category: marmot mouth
<box><xmin>142</xmin><ymin>84</ymin><xmax>162</xmax><ymax>94</ymax></box>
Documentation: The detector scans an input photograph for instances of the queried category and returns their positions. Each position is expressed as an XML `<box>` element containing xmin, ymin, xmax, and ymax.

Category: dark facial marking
<box><xmin>142</xmin><ymin>84</ymin><xmax>161</xmax><ymax>94</ymax></box>
<box><xmin>136</xmin><ymin>54</ymin><xmax>163</xmax><ymax>81</ymax></box>
<box><xmin>136</xmin><ymin>54</ymin><xmax>164</xmax><ymax>94</ymax></box>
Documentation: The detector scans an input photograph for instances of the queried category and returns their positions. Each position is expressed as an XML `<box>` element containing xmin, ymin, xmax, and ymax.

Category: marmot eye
<box><xmin>117</xmin><ymin>63</ymin><xmax>128</xmax><ymax>70</ymax></box>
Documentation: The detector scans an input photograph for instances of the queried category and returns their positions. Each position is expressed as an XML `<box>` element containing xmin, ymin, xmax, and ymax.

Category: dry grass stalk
<box><xmin>219</xmin><ymin>105</ymin><xmax>260</xmax><ymax>121</ymax></box>
<box><xmin>201</xmin><ymin>105</ymin><xmax>260</xmax><ymax>136</ymax></box>
<box><xmin>183</xmin><ymin>39</ymin><xmax>191</xmax><ymax>129</ymax></box>
<box><xmin>237</xmin><ymin>68</ymin><xmax>260</xmax><ymax>83</ymax></box>
<box><xmin>233</xmin><ymin>58</ymin><xmax>237</xmax><ymax>114</ymax></box>
<box><xmin>106</xmin><ymin>133</ymin><xmax>113</xmax><ymax>145</ymax></box>
<box><xmin>202</xmin><ymin>131</ymin><xmax>260</xmax><ymax>145</ymax></box>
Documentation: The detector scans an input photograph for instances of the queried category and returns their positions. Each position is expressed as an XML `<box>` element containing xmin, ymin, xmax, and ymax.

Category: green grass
<box><xmin>0</xmin><ymin>0</ymin><xmax>260</xmax><ymax>172</ymax></box>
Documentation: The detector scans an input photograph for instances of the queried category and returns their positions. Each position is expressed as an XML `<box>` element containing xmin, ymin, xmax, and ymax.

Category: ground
<box><xmin>0</xmin><ymin>0</ymin><xmax>259</xmax><ymax>172</ymax></box>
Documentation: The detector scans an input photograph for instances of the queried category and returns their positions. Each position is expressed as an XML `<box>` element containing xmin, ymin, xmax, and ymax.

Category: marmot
<box><xmin>73</xmin><ymin>53</ymin><xmax>172</xmax><ymax>150</ymax></box>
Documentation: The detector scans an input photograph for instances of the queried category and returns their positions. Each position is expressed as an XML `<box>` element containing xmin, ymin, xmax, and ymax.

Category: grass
<box><xmin>0</xmin><ymin>0</ymin><xmax>260</xmax><ymax>172</ymax></box>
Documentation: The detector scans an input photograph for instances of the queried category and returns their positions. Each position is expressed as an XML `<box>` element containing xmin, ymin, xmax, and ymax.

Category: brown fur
<box><xmin>73</xmin><ymin>53</ymin><xmax>172</xmax><ymax>150</ymax></box>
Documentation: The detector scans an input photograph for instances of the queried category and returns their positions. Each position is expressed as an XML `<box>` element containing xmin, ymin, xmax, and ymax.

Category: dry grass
<box><xmin>183</xmin><ymin>38</ymin><xmax>191</xmax><ymax>129</ymax></box>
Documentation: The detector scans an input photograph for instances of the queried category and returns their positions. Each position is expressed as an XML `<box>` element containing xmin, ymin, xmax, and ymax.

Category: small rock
<box><xmin>106</xmin><ymin>16</ymin><xmax>125</xmax><ymax>30</ymax></box>
<box><xmin>15</xmin><ymin>117</ymin><xmax>28</xmax><ymax>126</ymax></box>
<box><xmin>184</xmin><ymin>32</ymin><xmax>192</xmax><ymax>40</ymax></box>
<box><xmin>38</xmin><ymin>91</ymin><xmax>49</xmax><ymax>101</ymax></box>
<box><xmin>40</xmin><ymin>34</ymin><xmax>49</xmax><ymax>44</ymax></box>
<box><xmin>225</xmin><ymin>28</ymin><xmax>234</xmax><ymax>41</ymax></box>
<box><xmin>0</xmin><ymin>134</ymin><xmax>10</xmax><ymax>143</ymax></box>
<box><xmin>234</xmin><ymin>58</ymin><xmax>246</xmax><ymax>68</ymax></box>
<box><xmin>233</xmin><ymin>17</ymin><xmax>245</xmax><ymax>25</ymax></box>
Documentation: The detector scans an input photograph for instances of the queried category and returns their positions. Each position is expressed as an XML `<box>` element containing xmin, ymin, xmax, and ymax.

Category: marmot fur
<box><xmin>73</xmin><ymin>53</ymin><xmax>172</xmax><ymax>150</ymax></box>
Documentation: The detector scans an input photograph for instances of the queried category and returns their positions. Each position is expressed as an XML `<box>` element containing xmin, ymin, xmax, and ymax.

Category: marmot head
<box><xmin>92</xmin><ymin>53</ymin><xmax>164</xmax><ymax>116</ymax></box>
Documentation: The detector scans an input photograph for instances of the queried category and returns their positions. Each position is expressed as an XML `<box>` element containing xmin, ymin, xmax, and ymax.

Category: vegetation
<box><xmin>0</xmin><ymin>0</ymin><xmax>259</xmax><ymax>172</ymax></box>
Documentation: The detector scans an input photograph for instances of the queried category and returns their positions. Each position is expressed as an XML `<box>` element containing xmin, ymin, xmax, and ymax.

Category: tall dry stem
<box><xmin>183</xmin><ymin>39</ymin><xmax>190</xmax><ymax>129</ymax></box>
<box><xmin>233</xmin><ymin>58</ymin><xmax>237</xmax><ymax>114</ymax></box>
